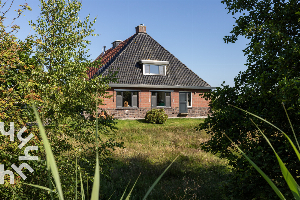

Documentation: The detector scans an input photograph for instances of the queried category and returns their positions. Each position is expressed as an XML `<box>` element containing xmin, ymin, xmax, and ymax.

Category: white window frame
<box><xmin>143</xmin><ymin>64</ymin><xmax>166</xmax><ymax>76</ymax></box>
<box><xmin>140</xmin><ymin>60</ymin><xmax>169</xmax><ymax>76</ymax></box>
<box><xmin>187</xmin><ymin>92</ymin><xmax>192</xmax><ymax>107</ymax></box>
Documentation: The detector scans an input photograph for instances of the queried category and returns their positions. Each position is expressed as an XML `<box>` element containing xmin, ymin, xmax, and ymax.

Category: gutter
<box><xmin>108</xmin><ymin>84</ymin><xmax>216</xmax><ymax>90</ymax></box>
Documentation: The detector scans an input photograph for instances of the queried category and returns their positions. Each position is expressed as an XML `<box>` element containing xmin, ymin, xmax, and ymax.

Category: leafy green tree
<box><xmin>27</xmin><ymin>0</ymin><xmax>121</xmax><ymax>198</ymax></box>
<box><xmin>0</xmin><ymin>0</ymin><xmax>121</xmax><ymax>198</ymax></box>
<box><xmin>0</xmin><ymin>1</ymin><xmax>47</xmax><ymax>198</ymax></box>
<box><xmin>200</xmin><ymin>0</ymin><xmax>300</xmax><ymax>199</ymax></box>
<box><xmin>29</xmin><ymin>0</ymin><xmax>115</xmax><ymax>143</ymax></box>
<box><xmin>0</xmin><ymin>1</ymin><xmax>39</xmax><ymax>129</ymax></box>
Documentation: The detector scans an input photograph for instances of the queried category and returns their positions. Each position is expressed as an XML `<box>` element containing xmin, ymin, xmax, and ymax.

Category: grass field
<box><xmin>99</xmin><ymin>118</ymin><xmax>232</xmax><ymax>199</ymax></box>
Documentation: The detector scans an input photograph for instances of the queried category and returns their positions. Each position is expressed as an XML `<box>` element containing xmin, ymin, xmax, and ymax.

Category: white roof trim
<box><xmin>139</xmin><ymin>60</ymin><xmax>169</xmax><ymax>65</ymax></box>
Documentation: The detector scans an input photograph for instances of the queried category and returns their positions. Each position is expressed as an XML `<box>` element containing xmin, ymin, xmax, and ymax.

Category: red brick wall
<box><xmin>98</xmin><ymin>87</ymin><xmax>211</xmax><ymax>118</ymax></box>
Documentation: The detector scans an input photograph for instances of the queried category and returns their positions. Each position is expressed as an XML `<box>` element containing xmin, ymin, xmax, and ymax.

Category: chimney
<box><xmin>112</xmin><ymin>40</ymin><xmax>122</xmax><ymax>49</ymax></box>
<box><xmin>135</xmin><ymin>24</ymin><xmax>146</xmax><ymax>34</ymax></box>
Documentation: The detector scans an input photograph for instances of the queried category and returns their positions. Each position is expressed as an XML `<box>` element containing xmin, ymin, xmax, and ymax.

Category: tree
<box><xmin>0</xmin><ymin>1</ymin><xmax>47</xmax><ymax>198</ymax></box>
<box><xmin>1</xmin><ymin>0</ymin><xmax>121</xmax><ymax>198</ymax></box>
<box><xmin>199</xmin><ymin>0</ymin><xmax>300</xmax><ymax>199</ymax></box>
<box><xmin>27</xmin><ymin>0</ymin><xmax>121</xmax><ymax>198</ymax></box>
<box><xmin>28</xmin><ymin>0</ymin><xmax>119</xmax><ymax>147</ymax></box>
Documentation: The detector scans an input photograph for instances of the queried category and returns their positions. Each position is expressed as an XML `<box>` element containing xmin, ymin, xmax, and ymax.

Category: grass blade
<box><xmin>125</xmin><ymin>173</ymin><xmax>141</xmax><ymax>200</ymax></box>
<box><xmin>32</xmin><ymin>105</ymin><xmax>64</xmax><ymax>200</ymax></box>
<box><xmin>86</xmin><ymin>176</ymin><xmax>89</xmax><ymax>200</ymax></box>
<box><xmin>282</xmin><ymin>102</ymin><xmax>300</xmax><ymax>151</ymax></box>
<box><xmin>230</xmin><ymin>105</ymin><xmax>300</xmax><ymax>163</ymax></box>
<box><xmin>91</xmin><ymin>106</ymin><xmax>100</xmax><ymax>200</ymax></box>
<box><xmin>142</xmin><ymin>155</ymin><xmax>179</xmax><ymax>200</ymax></box>
<box><xmin>23</xmin><ymin>182</ymin><xmax>56</xmax><ymax>193</ymax></box>
<box><xmin>120</xmin><ymin>180</ymin><xmax>131</xmax><ymax>200</ymax></box>
<box><xmin>251</xmin><ymin>120</ymin><xmax>300</xmax><ymax>199</ymax></box>
<box><xmin>107</xmin><ymin>191</ymin><xmax>115</xmax><ymax>200</ymax></box>
<box><xmin>47</xmin><ymin>157</ymin><xmax>54</xmax><ymax>200</ymax></box>
<box><xmin>76</xmin><ymin>156</ymin><xmax>78</xmax><ymax>200</ymax></box>
<box><xmin>80</xmin><ymin>168</ymin><xmax>85</xmax><ymax>200</ymax></box>
<box><xmin>224</xmin><ymin>133</ymin><xmax>286</xmax><ymax>200</ymax></box>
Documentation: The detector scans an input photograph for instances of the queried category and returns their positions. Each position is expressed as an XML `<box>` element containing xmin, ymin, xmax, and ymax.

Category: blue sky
<box><xmin>3</xmin><ymin>0</ymin><xmax>249</xmax><ymax>87</ymax></box>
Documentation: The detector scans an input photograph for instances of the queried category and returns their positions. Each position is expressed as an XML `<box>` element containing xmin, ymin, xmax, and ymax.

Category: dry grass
<box><xmin>99</xmin><ymin>118</ymin><xmax>232</xmax><ymax>199</ymax></box>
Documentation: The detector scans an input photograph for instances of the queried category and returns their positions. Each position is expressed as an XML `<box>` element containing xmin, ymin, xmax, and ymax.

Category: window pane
<box><xmin>159</xmin><ymin>65</ymin><xmax>164</xmax><ymax>75</ymax></box>
<box><xmin>116</xmin><ymin>92</ymin><xmax>122</xmax><ymax>107</ymax></box>
<box><xmin>123</xmin><ymin>91</ymin><xmax>132</xmax><ymax>107</ymax></box>
<box><xmin>150</xmin><ymin>65</ymin><xmax>159</xmax><ymax>74</ymax></box>
<box><xmin>157</xmin><ymin>91</ymin><xmax>165</xmax><ymax>106</ymax></box>
<box><xmin>145</xmin><ymin>65</ymin><xmax>150</xmax><ymax>74</ymax></box>
<box><xmin>132</xmin><ymin>92</ymin><xmax>138</xmax><ymax>107</ymax></box>
<box><xmin>187</xmin><ymin>92</ymin><xmax>191</xmax><ymax>107</ymax></box>
<box><xmin>165</xmin><ymin>92</ymin><xmax>171</xmax><ymax>107</ymax></box>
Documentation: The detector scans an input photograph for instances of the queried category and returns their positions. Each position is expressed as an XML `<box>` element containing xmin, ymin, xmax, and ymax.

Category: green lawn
<box><xmin>99</xmin><ymin>118</ymin><xmax>232</xmax><ymax>199</ymax></box>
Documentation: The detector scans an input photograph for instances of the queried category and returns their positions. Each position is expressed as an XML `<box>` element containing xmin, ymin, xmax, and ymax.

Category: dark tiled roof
<box><xmin>89</xmin><ymin>32</ymin><xmax>211</xmax><ymax>87</ymax></box>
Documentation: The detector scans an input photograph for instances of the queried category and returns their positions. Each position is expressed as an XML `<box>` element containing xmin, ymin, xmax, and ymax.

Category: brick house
<box><xmin>87</xmin><ymin>25</ymin><xmax>215</xmax><ymax>119</ymax></box>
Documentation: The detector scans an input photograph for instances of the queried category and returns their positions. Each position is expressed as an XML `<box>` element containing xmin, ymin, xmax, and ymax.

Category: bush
<box><xmin>145</xmin><ymin>109</ymin><xmax>168</xmax><ymax>124</ymax></box>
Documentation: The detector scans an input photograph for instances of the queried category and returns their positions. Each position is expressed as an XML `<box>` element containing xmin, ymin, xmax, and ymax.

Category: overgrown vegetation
<box><xmin>100</xmin><ymin>118</ymin><xmax>231</xmax><ymax>199</ymax></box>
<box><xmin>200</xmin><ymin>0</ymin><xmax>300</xmax><ymax>199</ymax></box>
<box><xmin>227</xmin><ymin>104</ymin><xmax>300</xmax><ymax>200</ymax></box>
<box><xmin>0</xmin><ymin>0</ymin><xmax>120</xmax><ymax>198</ymax></box>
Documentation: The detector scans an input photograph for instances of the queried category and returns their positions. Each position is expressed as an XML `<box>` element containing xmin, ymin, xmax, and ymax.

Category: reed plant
<box><xmin>26</xmin><ymin>105</ymin><xmax>178</xmax><ymax>199</ymax></box>
<box><xmin>227</xmin><ymin>103</ymin><xmax>300</xmax><ymax>200</ymax></box>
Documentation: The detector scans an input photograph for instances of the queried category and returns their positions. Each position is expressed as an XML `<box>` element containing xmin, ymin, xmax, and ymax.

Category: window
<box><xmin>116</xmin><ymin>91</ymin><xmax>138</xmax><ymax>108</ymax></box>
<box><xmin>143</xmin><ymin>64</ymin><xmax>166</xmax><ymax>75</ymax></box>
<box><xmin>139</xmin><ymin>60</ymin><xmax>169</xmax><ymax>76</ymax></box>
<box><xmin>151</xmin><ymin>91</ymin><xmax>171</xmax><ymax>107</ymax></box>
<box><xmin>187</xmin><ymin>92</ymin><xmax>192</xmax><ymax>107</ymax></box>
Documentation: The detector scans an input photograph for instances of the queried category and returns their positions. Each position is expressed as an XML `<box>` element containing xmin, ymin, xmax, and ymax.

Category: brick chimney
<box><xmin>112</xmin><ymin>40</ymin><xmax>122</xmax><ymax>49</ymax></box>
<box><xmin>135</xmin><ymin>24</ymin><xmax>146</xmax><ymax>34</ymax></box>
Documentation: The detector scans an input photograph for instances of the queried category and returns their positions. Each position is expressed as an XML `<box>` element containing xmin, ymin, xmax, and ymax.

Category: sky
<box><xmin>3</xmin><ymin>0</ymin><xmax>249</xmax><ymax>87</ymax></box>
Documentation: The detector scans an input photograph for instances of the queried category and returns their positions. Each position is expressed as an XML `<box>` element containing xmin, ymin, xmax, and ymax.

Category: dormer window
<box><xmin>144</xmin><ymin>64</ymin><xmax>165</xmax><ymax>75</ymax></box>
<box><xmin>139</xmin><ymin>60</ymin><xmax>169</xmax><ymax>76</ymax></box>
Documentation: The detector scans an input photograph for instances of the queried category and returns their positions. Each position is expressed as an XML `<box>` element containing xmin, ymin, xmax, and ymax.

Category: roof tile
<box><xmin>89</xmin><ymin>32</ymin><xmax>211</xmax><ymax>87</ymax></box>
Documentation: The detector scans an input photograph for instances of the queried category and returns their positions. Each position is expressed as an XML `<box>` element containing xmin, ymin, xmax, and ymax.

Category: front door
<box><xmin>179</xmin><ymin>92</ymin><xmax>188</xmax><ymax>113</ymax></box>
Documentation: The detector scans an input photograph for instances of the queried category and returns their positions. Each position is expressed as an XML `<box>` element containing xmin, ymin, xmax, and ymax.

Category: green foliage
<box><xmin>199</xmin><ymin>0</ymin><xmax>300</xmax><ymax>199</ymax></box>
<box><xmin>227</xmin><ymin>104</ymin><xmax>300</xmax><ymax>200</ymax></box>
<box><xmin>0</xmin><ymin>0</ymin><xmax>119</xmax><ymax>199</ymax></box>
<box><xmin>28</xmin><ymin>0</ymin><xmax>117</xmax><ymax>146</ymax></box>
<box><xmin>0</xmin><ymin>1</ymin><xmax>47</xmax><ymax>199</ymax></box>
<box><xmin>26</xmin><ymin>106</ymin><xmax>178</xmax><ymax>200</ymax></box>
<box><xmin>145</xmin><ymin>109</ymin><xmax>168</xmax><ymax>124</ymax></box>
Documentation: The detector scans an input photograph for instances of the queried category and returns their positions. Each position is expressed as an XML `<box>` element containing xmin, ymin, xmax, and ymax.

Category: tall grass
<box><xmin>27</xmin><ymin>105</ymin><xmax>178</xmax><ymax>199</ymax></box>
<box><xmin>99</xmin><ymin>118</ymin><xmax>231</xmax><ymax>199</ymax></box>
<box><xmin>227</xmin><ymin>103</ymin><xmax>300</xmax><ymax>200</ymax></box>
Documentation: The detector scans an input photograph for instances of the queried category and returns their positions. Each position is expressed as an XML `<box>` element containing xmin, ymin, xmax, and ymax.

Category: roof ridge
<box><xmin>88</xmin><ymin>31</ymin><xmax>211</xmax><ymax>87</ymax></box>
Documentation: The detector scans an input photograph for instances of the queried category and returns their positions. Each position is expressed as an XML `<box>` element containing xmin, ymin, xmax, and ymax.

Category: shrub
<box><xmin>145</xmin><ymin>109</ymin><xmax>168</xmax><ymax>124</ymax></box>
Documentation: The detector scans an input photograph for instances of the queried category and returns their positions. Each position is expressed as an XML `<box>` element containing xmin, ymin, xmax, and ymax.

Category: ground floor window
<box><xmin>187</xmin><ymin>92</ymin><xmax>192</xmax><ymax>107</ymax></box>
<box><xmin>151</xmin><ymin>91</ymin><xmax>171</xmax><ymax>107</ymax></box>
<box><xmin>116</xmin><ymin>91</ymin><xmax>138</xmax><ymax>107</ymax></box>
